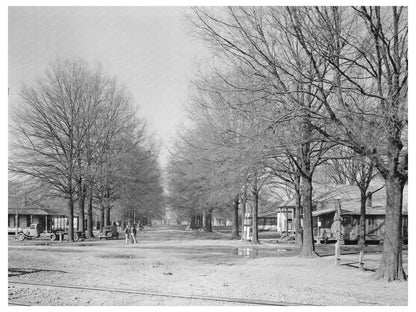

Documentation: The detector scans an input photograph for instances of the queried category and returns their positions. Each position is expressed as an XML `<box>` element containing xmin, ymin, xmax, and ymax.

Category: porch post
<box><xmin>15</xmin><ymin>209</ymin><xmax>18</xmax><ymax>239</ymax></box>
<box><xmin>316</xmin><ymin>216</ymin><xmax>320</xmax><ymax>245</ymax></box>
<box><xmin>285</xmin><ymin>208</ymin><xmax>289</xmax><ymax>232</ymax></box>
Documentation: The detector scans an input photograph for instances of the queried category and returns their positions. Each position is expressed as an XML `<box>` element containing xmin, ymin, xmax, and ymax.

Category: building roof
<box><xmin>8</xmin><ymin>207</ymin><xmax>51</xmax><ymax>215</ymax></box>
<box><xmin>278</xmin><ymin>182</ymin><xmax>408</xmax><ymax>217</ymax></box>
<box><xmin>8</xmin><ymin>194</ymin><xmax>66</xmax><ymax>216</ymax></box>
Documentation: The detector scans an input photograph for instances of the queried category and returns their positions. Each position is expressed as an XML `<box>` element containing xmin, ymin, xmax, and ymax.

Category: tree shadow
<box><xmin>340</xmin><ymin>262</ymin><xmax>376</xmax><ymax>272</ymax></box>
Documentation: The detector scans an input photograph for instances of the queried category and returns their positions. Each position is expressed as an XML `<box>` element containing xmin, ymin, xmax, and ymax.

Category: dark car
<box><xmin>99</xmin><ymin>225</ymin><xmax>119</xmax><ymax>240</ymax></box>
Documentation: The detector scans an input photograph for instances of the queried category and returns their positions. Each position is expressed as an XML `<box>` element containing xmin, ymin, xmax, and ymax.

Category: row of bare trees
<box><xmin>167</xmin><ymin>6</ymin><xmax>407</xmax><ymax>281</ymax></box>
<box><xmin>9</xmin><ymin>58</ymin><xmax>164</xmax><ymax>241</ymax></box>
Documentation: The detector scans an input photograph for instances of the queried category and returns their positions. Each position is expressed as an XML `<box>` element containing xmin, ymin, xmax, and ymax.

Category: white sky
<box><xmin>8</xmin><ymin>6</ymin><xmax>209</xmax><ymax>167</ymax></box>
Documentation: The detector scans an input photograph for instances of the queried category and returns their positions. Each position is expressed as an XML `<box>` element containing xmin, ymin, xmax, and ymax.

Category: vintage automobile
<box><xmin>17</xmin><ymin>223</ymin><xmax>67</xmax><ymax>241</ymax></box>
<box><xmin>99</xmin><ymin>225</ymin><xmax>119</xmax><ymax>240</ymax></box>
<box><xmin>74</xmin><ymin>231</ymin><xmax>86</xmax><ymax>242</ymax></box>
<box><xmin>16</xmin><ymin>223</ymin><xmax>42</xmax><ymax>240</ymax></box>
<box><xmin>16</xmin><ymin>223</ymin><xmax>60</xmax><ymax>241</ymax></box>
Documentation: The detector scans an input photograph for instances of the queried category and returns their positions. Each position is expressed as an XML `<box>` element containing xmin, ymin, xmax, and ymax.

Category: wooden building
<box><xmin>311</xmin><ymin>184</ymin><xmax>408</xmax><ymax>244</ymax></box>
<box><xmin>8</xmin><ymin>195</ymin><xmax>78</xmax><ymax>234</ymax></box>
<box><xmin>272</xmin><ymin>183</ymin><xmax>408</xmax><ymax>244</ymax></box>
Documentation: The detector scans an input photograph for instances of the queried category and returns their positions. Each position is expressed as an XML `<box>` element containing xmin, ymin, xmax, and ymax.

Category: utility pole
<box><xmin>334</xmin><ymin>198</ymin><xmax>343</xmax><ymax>265</ymax></box>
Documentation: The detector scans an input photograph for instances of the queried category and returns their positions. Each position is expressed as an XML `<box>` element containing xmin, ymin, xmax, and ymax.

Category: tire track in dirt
<box><xmin>9</xmin><ymin>280</ymin><xmax>313</xmax><ymax>306</ymax></box>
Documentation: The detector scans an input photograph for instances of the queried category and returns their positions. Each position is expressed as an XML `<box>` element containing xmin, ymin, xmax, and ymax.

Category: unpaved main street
<box><xmin>8</xmin><ymin>225</ymin><xmax>408</xmax><ymax>306</ymax></box>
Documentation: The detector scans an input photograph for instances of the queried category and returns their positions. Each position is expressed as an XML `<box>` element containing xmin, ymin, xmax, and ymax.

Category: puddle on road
<box><xmin>99</xmin><ymin>254</ymin><xmax>135</xmax><ymax>259</ymax></box>
<box><xmin>32</xmin><ymin>243</ymin><xmax>95</xmax><ymax>248</ymax></box>
<box><xmin>234</xmin><ymin>247</ymin><xmax>295</xmax><ymax>258</ymax></box>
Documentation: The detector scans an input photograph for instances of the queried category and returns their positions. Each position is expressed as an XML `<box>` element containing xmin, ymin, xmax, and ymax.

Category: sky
<box><xmin>8</xmin><ymin>6</ymin><xmax>209</xmax><ymax>167</ymax></box>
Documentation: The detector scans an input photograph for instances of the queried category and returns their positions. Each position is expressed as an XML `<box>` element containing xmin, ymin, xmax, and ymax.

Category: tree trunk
<box><xmin>203</xmin><ymin>209</ymin><xmax>213</xmax><ymax>232</ymax></box>
<box><xmin>78</xmin><ymin>181</ymin><xmax>86</xmax><ymax>233</ymax></box>
<box><xmin>298</xmin><ymin>114</ymin><xmax>316</xmax><ymax>257</ymax></box>
<box><xmin>230</xmin><ymin>194</ymin><xmax>240</xmax><ymax>239</ymax></box>
<box><xmin>68</xmin><ymin>195</ymin><xmax>74</xmax><ymax>242</ymax></box>
<box><xmin>358</xmin><ymin>189</ymin><xmax>367</xmax><ymax>246</ymax></box>
<box><xmin>294</xmin><ymin>188</ymin><xmax>303</xmax><ymax>248</ymax></box>
<box><xmin>104</xmin><ymin>187</ymin><xmax>111</xmax><ymax>226</ymax></box>
<box><xmin>374</xmin><ymin>175</ymin><xmax>406</xmax><ymax>281</ymax></box>
<box><xmin>240</xmin><ymin>183</ymin><xmax>247</xmax><ymax>240</ymax></box>
<box><xmin>87</xmin><ymin>188</ymin><xmax>94</xmax><ymax>238</ymax></box>
<box><xmin>299</xmin><ymin>175</ymin><xmax>315</xmax><ymax>257</ymax></box>
<box><xmin>251</xmin><ymin>176</ymin><xmax>259</xmax><ymax>244</ymax></box>
<box><xmin>99</xmin><ymin>206</ymin><xmax>105</xmax><ymax>233</ymax></box>
<box><xmin>206</xmin><ymin>209</ymin><xmax>213</xmax><ymax>232</ymax></box>
<box><xmin>188</xmin><ymin>215</ymin><xmax>196</xmax><ymax>229</ymax></box>
<box><xmin>105</xmin><ymin>206</ymin><xmax>111</xmax><ymax>226</ymax></box>
<box><xmin>358</xmin><ymin>189</ymin><xmax>366</xmax><ymax>270</ymax></box>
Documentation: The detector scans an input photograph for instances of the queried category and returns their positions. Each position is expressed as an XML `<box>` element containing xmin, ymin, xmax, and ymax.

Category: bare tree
<box><xmin>10</xmin><ymin>59</ymin><xmax>102</xmax><ymax>241</ymax></box>
<box><xmin>188</xmin><ymin>7</ymin><xmax>333</xmax><ymax>256</ymax></box>
<box><xmin>286</xmin><ymin>6</ymin><xmax>407</xmax><ymax>280</ymax></box>
<box><xmin>117</xmin><ymin>135</ymin><xmax>165</xmax><ymax>226</ymax></box>
<box><xmin>9</xmin><ymin>58</ymin><xmax>162</xmax><ymax>240</ymax></box>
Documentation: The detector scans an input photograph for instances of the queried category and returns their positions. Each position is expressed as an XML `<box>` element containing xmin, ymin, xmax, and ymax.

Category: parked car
<box><xmin>16</xmin><ymin>223</ymin><xmax>61</xmax><ymax>241</ymax></box>
<box><xmin>99</xmin><ymin>225</ymin><xmax>119</xmax><ymax>240</ymax></box>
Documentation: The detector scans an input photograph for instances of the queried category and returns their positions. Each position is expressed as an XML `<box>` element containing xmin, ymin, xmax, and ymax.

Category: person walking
<box><xmin>131</xmin><ymin>225</ymin><xmax>137</xmax><ymax>244</ymax></box>
<box><xmin>124</xmin><ymin>226</ymin><xmax>130</xmax><ymax>244</ymax></box>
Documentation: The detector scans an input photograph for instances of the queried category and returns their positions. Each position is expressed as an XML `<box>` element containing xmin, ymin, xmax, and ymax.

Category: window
<box><xmin>265</xmin><ymin>217</ymin><xmax>276</xmax><ymax>225</ymax></box>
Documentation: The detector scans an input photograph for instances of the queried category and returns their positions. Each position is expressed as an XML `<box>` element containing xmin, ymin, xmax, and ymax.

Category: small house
<box><xmin>8</xmin><ymin>194</ymin><xmax>78</xmax><ymax>234</ymax></box>
<box><xmin>272</xmin><ymin>183</ymin><xmax>408</xmax><ymax>244</ymax></box>
<box><xmin>311</xmin><ymin>183</ymin><xmax>408</xmax><ymax>244</ymax></box>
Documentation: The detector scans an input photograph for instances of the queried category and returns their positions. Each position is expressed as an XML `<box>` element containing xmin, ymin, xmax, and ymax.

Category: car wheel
<box><xmin>18</xmin><ymin>233</ymin><xmax>25</xmax><ymax>241</ymax></box>
<box><xmin>50</xmin><ymin>233</ymin><xmax>56</xmax><ymax>241</ymax></box>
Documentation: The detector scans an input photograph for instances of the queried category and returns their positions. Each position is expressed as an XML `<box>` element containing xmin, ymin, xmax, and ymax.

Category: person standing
<box><xmin>131</xmin><ymin>225</ymin><xmax>137</xmax><ymax>244</ymax></box>
<box><xmin>124</xmin><ymin>226</ymin><xmax>130</xmax><ymax>244</ymax></box>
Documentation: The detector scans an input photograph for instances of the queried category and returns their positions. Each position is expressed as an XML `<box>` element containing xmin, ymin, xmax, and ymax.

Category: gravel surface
<box><xmin>8</xmin><ymin>226</ymin><xmax>408</xmax><ymax>306</ymax></box>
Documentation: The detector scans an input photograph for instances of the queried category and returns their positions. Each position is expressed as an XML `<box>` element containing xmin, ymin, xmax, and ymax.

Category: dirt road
<box><xmin>8</xmin><ymin>225</ymin><xmax>408</xmax><ymax>306</ymax></box>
